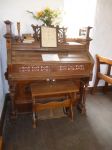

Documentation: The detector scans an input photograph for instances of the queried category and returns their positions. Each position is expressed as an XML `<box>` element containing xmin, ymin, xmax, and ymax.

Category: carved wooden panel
<box><xmin>50</xmin><ymin>63</ymin><xmax>91</xmax><ymax>78</ymax></box>
<box><xmin>19</xmin><ymin>65</ymin><xmax>49</xmax><ymax>73</ymax></box>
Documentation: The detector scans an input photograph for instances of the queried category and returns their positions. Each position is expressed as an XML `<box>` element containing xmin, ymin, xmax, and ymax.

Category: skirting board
<box><xmin>0</xmin><ymin>94</ymin><xmax>9</xmax><ymax>150</ymax></box>
<box><xmin>0</xmin><ymin>136</ymin><xmax>3</xmax><ymax>150</ymax></box>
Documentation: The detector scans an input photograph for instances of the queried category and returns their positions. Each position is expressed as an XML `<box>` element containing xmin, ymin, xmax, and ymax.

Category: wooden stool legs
<box><xmin>92</xmin><ymin>77</ymin><xmax>100</xmax><ymax>94</ymax></box>
<box><xmin>69</xmin><ymin>93</ymin><xmax>76</xmax><ymax>121</ymax></box>
<box><xmin>33</xmin><ymin>109</ymin><xmax>39</xmax><ymax>128</ymax></box>
<box><xmin>32</xmin><ymin>92</ymin><xmax>77</xmax><ymax>128</ymax></box>
<box><xmin>32</xmin><ymin>97</ymin><xmax>37</xmax><ymax>128</ymax></box>
<box><xmin>31</xmin><ymin>80</ymin><xmax>79</xmax><ymax>128</ymax></box>
<box><xmin>33</xmin><ymin>93</ymin><xmax>76</xmax><ymax>128</ymax></box>
<box><xmin>33</xmin><ymin>112</ymin><xmax>36</xmax><ymax>128</ymax></box>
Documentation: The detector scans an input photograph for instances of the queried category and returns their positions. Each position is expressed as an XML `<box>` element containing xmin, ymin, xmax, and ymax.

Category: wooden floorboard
<box><xmin>4</xmin><ymin>92</ymin><xmax>112</xmax><ymax>150</ymax></box>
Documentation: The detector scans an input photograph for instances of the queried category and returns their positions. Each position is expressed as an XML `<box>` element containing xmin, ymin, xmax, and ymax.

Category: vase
<box><xmin>43</xmin><ymin>19</ymin><xmax>52</xmax><ymax>27</ymax></box>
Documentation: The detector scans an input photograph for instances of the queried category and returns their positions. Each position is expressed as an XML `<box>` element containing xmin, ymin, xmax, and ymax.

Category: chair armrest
<box><xmin>98</xmin><ymin>72</ymin><xmax>112</xmax><ymax>84</ymax></box>
<box><xmin>96</xmin><ymin>54</ymin><xmax>112</xmax><ymax>65</ymax></box>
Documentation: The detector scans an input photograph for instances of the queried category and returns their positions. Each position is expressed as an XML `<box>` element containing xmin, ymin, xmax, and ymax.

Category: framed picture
<box><xmin>40</xmin><ymin>26</ymin><xmax>58</xmax><ymax>47</ymax></box>
<box><xmin>79</xmin><ymin>26</ymin><xmax>92</xmax><ymax>39</ymax></box>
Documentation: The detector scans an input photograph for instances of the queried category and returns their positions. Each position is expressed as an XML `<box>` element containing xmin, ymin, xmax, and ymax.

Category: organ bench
<box><xmin>31</xmin><ymin>80</ymin><xmax>79</xmax><ymax>128</ymax></box>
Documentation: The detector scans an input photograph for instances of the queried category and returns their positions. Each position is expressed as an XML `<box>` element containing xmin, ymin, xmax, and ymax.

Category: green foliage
<box><xmin>27</xmin><ymin>8</ymin><xmax>61</xmax><ymax>26</ymax></box>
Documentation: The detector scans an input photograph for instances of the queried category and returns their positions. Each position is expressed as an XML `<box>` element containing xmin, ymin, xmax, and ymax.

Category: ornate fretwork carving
<box><xmin>59</xmin><ymin>65</ymin><xmax>85</xmax><ymax>71</ymax></box>
<box><xmin>19</xmin><ymin>65</ymin><xmax>49</xmax><ymax>72</ymax></box>
<box><xmin>31</xmin><ymin>24</ymin><xmax>67</xmax><ymax>43</ymax></box>
<box><xmin>31</xmin><ymin>24</ymin><xmax>41</xmax><ymax>41</ymax></box>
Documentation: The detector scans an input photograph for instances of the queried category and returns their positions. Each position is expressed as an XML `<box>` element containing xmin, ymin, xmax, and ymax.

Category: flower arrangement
<box><xmin>27</xmin><ymin>8</ymin><xmax>61</xmax><ymax>26</ymax></box>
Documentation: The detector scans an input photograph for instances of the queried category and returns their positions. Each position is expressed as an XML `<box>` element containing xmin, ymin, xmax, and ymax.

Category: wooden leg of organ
<box><xmin>9</xmin><ymin>81</ymin><xmax>17</xmax><ymax>119</ymax></box>
<box><xmin>69</xmin><ymin>92</ymin><xmax>75</xmax><ymax>121</ymax></box>
<box><xmin>81</xmin><ymin>84</ymin><xmax>87</xmax><ymax>114</ymax></box>
<box><xmin>77</xmin><ymin>80</ymin><xmax>88</xmax><ymax>114</ymax></box>
<box><xmin>32</xmin><ymin>97</ymin><xmax>37</xmax><ymax>128</ymax></box>
<box><xmin>92</xmin><ymin>76</ymin><xmax>100</xmax><ymax>94</ymax></box>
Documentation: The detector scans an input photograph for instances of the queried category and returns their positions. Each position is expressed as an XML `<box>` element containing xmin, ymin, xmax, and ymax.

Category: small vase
<box><xmin>44</xmin><ymin>19</ymin><xmax>52</xmax><ymax>27</ymax></box>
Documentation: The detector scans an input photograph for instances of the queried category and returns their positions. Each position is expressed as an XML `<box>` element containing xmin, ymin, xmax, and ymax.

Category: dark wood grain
<box><xmin>4</xmin><ymin>21</ymin><xmax>94</xmax><ymax>116</ymax></box>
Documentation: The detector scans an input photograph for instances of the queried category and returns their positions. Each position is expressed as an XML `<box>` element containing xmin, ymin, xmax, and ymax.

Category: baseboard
<box><xmin>0</xmin><ymin>136</ymin><xmax>3</xmax><ymax>150</ymax></box>
<box><xmin>87</xmin><ymin>85</ymin><xmax>112</xmax><ymax>94</ymax></box>
<box><xmin>0</xmin><ymin>93</ymin><xmax>10</xmax><ymax>150</ymax></box>
<box><xmin>0</xmin><ymin>93</ymin><xmax>10</xmax><ymax>136</ymax></box>
<box><xmin>0</xmin><ymin>94</ymin><xmax>8</xmax><ymax>150</ymax></box>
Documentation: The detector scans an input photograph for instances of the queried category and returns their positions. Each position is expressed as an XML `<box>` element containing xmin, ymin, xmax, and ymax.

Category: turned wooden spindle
<box><xmin>17</xmin><ymin>22</ymin><xmax>21</xmax><ymax>39</ymax></box>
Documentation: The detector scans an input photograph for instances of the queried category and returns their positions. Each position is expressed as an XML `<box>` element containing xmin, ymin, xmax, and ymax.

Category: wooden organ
<box><xmin>4</xmin><ymin>20</ymin><xmax>94</xmax><ymax>116</ymax></box>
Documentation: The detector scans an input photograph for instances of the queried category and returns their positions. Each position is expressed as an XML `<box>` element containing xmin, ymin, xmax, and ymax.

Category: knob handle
<box><xmin>46</xmin><ymin>78</ymin><xmax>50</xmax><ymax>82</ymax></box>
<box><xmin>52</xmin><ymin>79</ymin><xmax>56</xmax><ymax>82</ymax></box>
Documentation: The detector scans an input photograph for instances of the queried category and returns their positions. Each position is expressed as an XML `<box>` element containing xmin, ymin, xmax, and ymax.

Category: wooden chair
<box><xmin>30</xmin><ymin>80</ymin><xmax>79</xmax><ymax>128</ymax></box>
<box><xmin>92</xmin><ymin>54</ymin><xmax>112</xmax><ymax>94</ymax></box>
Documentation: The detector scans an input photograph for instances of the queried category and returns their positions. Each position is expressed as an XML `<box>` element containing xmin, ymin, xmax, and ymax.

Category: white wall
<box><xmin>0</xmin><ymin>0</ymin><xmax>64</xmax><ymax>34</ymax></box>
<box><xmin>64</xmin><ymin>0</ymin><xmax>97</xmax><ymax>37</ymax></box>
<box><xmin>90</xmin><ymin>0</ymin><xmax>112</xmax><ymax>86</ymax></box>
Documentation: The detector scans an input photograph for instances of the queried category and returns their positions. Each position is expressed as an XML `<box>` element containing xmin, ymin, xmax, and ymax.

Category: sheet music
<box><xmin>42</xmin><ymin>54</ymin><xmax>59</xmax><ymax>61</ymax></box>
<box><xmin>41</xmin><ymin>27</ymin><xmax>57</xmax><ymax>47</ymax></box>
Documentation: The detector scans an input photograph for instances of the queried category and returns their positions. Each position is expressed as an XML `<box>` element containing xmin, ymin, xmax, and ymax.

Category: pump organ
<box><xmin>4</xmin><ymin>21</ymin><xmax>94</xmax><ymax>116</ymax></box>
